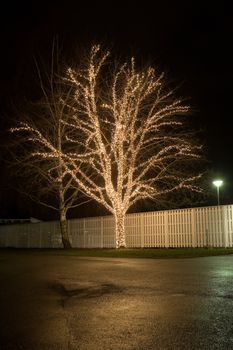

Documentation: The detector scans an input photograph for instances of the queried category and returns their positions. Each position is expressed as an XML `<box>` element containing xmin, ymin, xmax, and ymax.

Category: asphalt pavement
<box><xmin>0</xmin><ymin>252</ymin><xmax>233</xmax><ymax>349</ymax></box>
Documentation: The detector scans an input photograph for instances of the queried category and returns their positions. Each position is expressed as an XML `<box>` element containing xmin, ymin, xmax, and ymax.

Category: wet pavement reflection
<box><xmin>0</xmin><ymin>253</ymin><xmax>233</xmax><ymax>349</ymax></box>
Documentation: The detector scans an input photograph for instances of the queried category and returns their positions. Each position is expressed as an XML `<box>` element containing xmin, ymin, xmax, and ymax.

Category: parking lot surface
<box><xmin>0</xmin><ymin>252</ymin><xmax>233</xmax><ymax>349</ymax></box>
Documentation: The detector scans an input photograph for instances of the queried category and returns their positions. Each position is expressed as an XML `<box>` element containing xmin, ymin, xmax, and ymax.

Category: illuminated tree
<box><xmin>11</xmin><ymin>45</ymin><xmax>202</xmax><ymax>248</ymax></box>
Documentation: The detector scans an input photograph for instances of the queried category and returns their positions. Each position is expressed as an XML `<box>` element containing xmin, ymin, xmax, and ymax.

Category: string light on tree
<box><xmin>11</xmin><ymin>45</ymin><xmax>203</xmax><ymax>248</ymax></box>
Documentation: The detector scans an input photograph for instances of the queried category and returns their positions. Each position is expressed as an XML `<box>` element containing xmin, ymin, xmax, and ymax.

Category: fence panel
<box><xmin>194</xmin><ymin>206</ymin><xmax>222</xmax><ymax>247</ymax></box>
<box><xmin>225</xmin><ymin>205</ymin><xmax>233</xmax><ymax>247</ymax></box>
<box><xmin>69</xmin><ymin>218</ymin><xmax>85</xmax><ymax>248</ymax></box>
<box><xmin>84</xmin><ymin>217</ymin><xmax>102</xmax><ymax>248</ymax></box>
<box><xmin>103</xmin><ymin>216</ymin><xmax>115</xmax><ymax>248</ymax></box>
<box><xmin>125</xmin><ymin>213</ymin><xmax>142</xmax><ymax>247</ymax></box>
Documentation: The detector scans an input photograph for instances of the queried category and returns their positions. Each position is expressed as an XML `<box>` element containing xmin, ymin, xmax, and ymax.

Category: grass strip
<box><xmin>1</xmin><ymin>247</ymin><xmax>233</xmax><ymax>259</ymax></box>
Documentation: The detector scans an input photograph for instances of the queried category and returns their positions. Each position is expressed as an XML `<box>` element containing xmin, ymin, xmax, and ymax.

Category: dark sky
<box><xmin>0</xmin><ymin>1</ymin><xmax>233</xmax><ymax>218</ymax></box>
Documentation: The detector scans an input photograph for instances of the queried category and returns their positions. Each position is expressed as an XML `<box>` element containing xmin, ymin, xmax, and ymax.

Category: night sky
<box><xmin>0</xmin><ymin>1</ymin><xmax>232</xmax><ymax>219</ymax></box>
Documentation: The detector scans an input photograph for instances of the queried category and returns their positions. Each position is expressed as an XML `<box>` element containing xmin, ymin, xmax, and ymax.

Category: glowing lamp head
<box><xmin>213</xmin><ymin>180</ymin><xmax>223</xmax><ymax>188</ymax></box>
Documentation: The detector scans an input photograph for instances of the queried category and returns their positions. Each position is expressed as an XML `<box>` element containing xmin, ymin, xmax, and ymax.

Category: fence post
<box><xmin>101</xmin><ymin>217</ymin><xmax>104</xmax><ymax>248</ymax></box>
<box><xmin>221</xmin><ymin>206</ymin><xmax>228</xmax><ymax>247</ymax></box>
<box><xmin>83</xmin><ymin>218</ymin><xmax>86</xmax><ymax>248</ymax></box>
<box><xmin>27</xmin><ymin>224</ymin><xmax>30</xmax><ymax>248</ymax></box>
<box><xmin>164</xmin><ymin>211</ymin><xmax>169</xmax><ymax>248</ymax></box>
<box><xmin>67</xmin><ymin>220</ymin><xmax>70</xmax><ymax>248</ymax></box>
<box><xmin>205</xmin><ymin>228</ymin><xmax>209</xmax><ymax>248</ymax></box>
<box><xmin>140</xmin><ymin>214</ymin><xmax>144</xmax><ymax>248</ymax></box>
<box><xmin>191</xmin><ymin>209</ymin><xmax>196</xmax><ymax>247</ymax></box>
<box><xmin>39</xmin><ymin>224</ymin><xmax>42</xmax><ymax>248</ymax></box>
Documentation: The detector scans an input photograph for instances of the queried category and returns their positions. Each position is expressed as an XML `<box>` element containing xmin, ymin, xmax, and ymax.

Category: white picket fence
<box><xmin>0</xmin><ymin>204</ymin><xmax>233</xmax><ymax>248</ymax></box>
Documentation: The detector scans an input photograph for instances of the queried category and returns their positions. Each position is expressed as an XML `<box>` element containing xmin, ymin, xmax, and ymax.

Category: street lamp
<box><xmin>213</xmin><ymin>180</ymin><xmax>223</xmax><ymax>205</ymax></box>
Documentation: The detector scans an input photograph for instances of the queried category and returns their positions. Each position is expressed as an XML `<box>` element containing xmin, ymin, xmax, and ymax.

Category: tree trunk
<box><xmin>60</xmin><ymin>211</ymin><xmax>72</xmax><ymax>249</ymax></box>
<box><xmin>115</xmin><ymin>212</ymin><xmax>126</xmax><ymax>248</ymax></box>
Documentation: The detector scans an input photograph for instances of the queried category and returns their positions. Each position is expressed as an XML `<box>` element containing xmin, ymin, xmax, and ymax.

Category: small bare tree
<box><xmin>11</xmin><ymin>45</ymin><xmax>202</xmax><ymax>248</ymax></box>
<box><xmin>9</xmin><ymin>50</ymin><xmax>89</xmax><ymax>248</ymax></box>
<box><xmin>10</xmin><ymin>116</ymin><xmax>86</xmax><ymax>249</ymax></box>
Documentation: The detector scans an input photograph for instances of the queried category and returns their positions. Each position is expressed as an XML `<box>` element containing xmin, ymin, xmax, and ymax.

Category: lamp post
<box><xmin>213</xmin><ymin>180</ymin><xmax>223</xmax><ymax>205</ymax></box>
